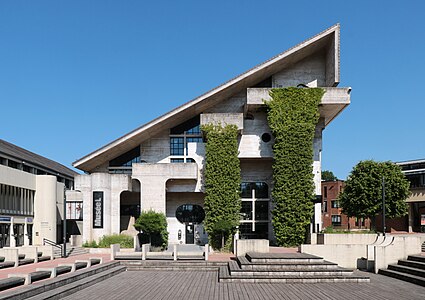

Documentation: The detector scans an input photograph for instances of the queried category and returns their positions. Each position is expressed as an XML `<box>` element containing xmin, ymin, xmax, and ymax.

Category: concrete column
<box><xmin>9</xmin><ymin>217</ymin><xmax>16</xmax><ymax>248</ymax></box>
<box><xmin>23</xmin><ymin>218</ymin><xmax>30</xmax><ymax>246</ymax></box>
<box><xmin>408</xmin><ymin>203</ymin><xmax>414</xmax><ymax>233</ymax></box>
<box><xmin>33</xmin><ymin>176</ymin><xmax>59</xmax><ymax>245</ymax></box>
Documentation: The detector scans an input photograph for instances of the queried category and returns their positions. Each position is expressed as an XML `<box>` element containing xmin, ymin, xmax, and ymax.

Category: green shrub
<box><xmin>266</xmin><ymin>87</ymin><xmax>324</xmax><ymax>247</ymax></box>
<box><xmin>202</xmin><ymin>124</ymin><xmax>241</xmax><ymax>251</ymax></box>
<box><xmin>98</xmin><ymin>234</ymin><xmax>134</xmax><ymax>248</ymax></box>
<box><xmin>134</xmin><ymin>210</ymin><xmax>168</xmax><ymax>249</ymax></box>
<box><xmin>82</xmin><ymin>240</ymin><xmax>98</xmax><ymax>248</ymax></box>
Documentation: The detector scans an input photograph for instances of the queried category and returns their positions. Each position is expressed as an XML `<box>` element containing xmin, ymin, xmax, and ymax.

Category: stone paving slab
<box><xmin>61</xmin><ymin>270</ymin><xmax>425</xmax><ymax>300</ymax></box>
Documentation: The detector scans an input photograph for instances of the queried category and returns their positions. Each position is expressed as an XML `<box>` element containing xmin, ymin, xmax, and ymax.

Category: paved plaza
<box><xmin>62</xmin><ymin>269</ymin><xmax>425</xmax><ymax>300</ymax></box>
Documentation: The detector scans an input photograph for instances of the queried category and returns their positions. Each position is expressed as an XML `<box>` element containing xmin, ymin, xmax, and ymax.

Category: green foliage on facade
<box><xmin>339</xmin><ymin>160</ymin><xmax>410</xmax><ymax>228</ymax></box>
<box><xmin>266</xmin><ymin>87</ymin><xmax>324</xmax><ymax>247</ymax></box>
<box><xmin>322</xmin><ymin>170</ymin><xmax>338</xmax><ymax>181</ymax></box>
<box><xmin>202</xmin><ymin>124</ymin><xmax>241</xmax><ymax>250</ymax></box>
<box><xmin>134</xmin><ymin>210</ymin><xmax>168</xmax><ymax>248</ymax></box>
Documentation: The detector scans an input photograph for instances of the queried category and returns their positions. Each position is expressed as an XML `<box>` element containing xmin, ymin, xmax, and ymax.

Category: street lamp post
<box><xmin>63</xmin><ymin>188</ymin><xmax>67</xmax><ymax>258</ymax></box>
<box><xmin>382</xmin><ymin>176</ymin><xmax>386</xmax><ymax>237</ymax></box>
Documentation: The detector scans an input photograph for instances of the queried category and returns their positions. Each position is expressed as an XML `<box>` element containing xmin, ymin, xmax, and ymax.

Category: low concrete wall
<box><xmin>236</xmin><ymin>239</ymin><xmax>269</xmax><ymax>257</ymax></box>
<box><xmin>317</xmin><ymin>233</ymin><xmax>378</xmax><ymax>245</ymax></box>
<box><xmin>300</xmin><ymin>244</ymin><xmax>367</xmax><ymax>269</ymax></box>
<box><xmin>374</xmin><ymin>235</ymin><xmax>422</xmax><ymax>273</ymax></box>
<box><xmin>70</xmin><ymin>235</ymin><xmax>83</xmax><ymax>247</ymax></box>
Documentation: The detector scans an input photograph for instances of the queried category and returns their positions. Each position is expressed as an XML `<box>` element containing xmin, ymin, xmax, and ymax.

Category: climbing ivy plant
<box><xmin>201</xmin><ymin>124</ymin><xmax>241</xmax><ymax>250</ymax></box>
<box><xmin>266</xmin><ymin>87</ymin><xmax>324</xmax><ymax>247</ymax></box>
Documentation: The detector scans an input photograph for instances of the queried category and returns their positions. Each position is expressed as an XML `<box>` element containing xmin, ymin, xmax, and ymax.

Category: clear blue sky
<box><xmin>1</xmin><ymin>1</ymin><xmax>424</xmax><ymax>179</ymax></box>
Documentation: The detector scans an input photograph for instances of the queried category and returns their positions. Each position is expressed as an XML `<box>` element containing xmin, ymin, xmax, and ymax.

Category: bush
<box><xmin>134</xmin><ymin>210</ymin><xmax>168</xmax><ymax>249</ymax></box>
<box><xmin>98</xmin><ymin>234</ymin><xmax>134</xmax><ymax>248</ymax></box>
<box><xmin>82</xmin><ymin>240</ymin><xmax>98</xmax><ymax>248</ymax></box>
<box><xmin>82</xmin><ymin>234</ymin><xmax>133</xmax><ymax>248</ymax></box>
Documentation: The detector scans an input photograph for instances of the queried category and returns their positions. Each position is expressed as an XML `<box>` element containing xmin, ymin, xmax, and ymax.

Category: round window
<box><xmin>175</xmin><ymin>204</ymin><xmax>205</xmax><ymax>224</ymax></box>
<box><xmin>261</xmin><ymin>133</ymin><xmax>271</xmax><ymax>143</ymax></box>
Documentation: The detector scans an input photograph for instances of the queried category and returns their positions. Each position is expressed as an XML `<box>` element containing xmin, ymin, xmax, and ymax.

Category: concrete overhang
<box><xmin>132</xmin><ymin>162</ymin><xmax>197</xmax><ymax>180</ymax></box>
<box><xmin>246</xmin><ymin>87</ymin><xmax>350</xmax><ymax>126</ymax></box>
<box><xmin>73</xmin><ymin>24</ymin><xmax>341</xmax><ymax>172</ymax></box>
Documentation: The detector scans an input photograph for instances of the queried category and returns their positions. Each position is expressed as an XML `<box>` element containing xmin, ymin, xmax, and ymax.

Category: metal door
<box><xmin>185</xmin><ymin>223</ymin><xmax>194</xmax><ymax>244</ymax></box>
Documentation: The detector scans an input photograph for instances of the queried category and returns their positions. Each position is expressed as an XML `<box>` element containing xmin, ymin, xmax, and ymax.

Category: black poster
<box><xmin>93</xmin><ymin>191</ymin><xmax>103</xmax><ymax>228</ymax></box>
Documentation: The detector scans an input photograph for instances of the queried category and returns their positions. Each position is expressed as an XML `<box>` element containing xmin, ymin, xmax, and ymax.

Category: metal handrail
<box><xmin>43</xmin><ymin>238</ymin><xmax>63</xmax><ymax>252</ymax></box>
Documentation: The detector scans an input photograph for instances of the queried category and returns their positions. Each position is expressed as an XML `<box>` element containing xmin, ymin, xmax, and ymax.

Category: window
<box><xmin>323</xmin><ymin>186</ymin><xmax>327</xmax><ymax>198</ymax></box>
<box><xmin>331</xmin><ymin>215</ymin><xmax>341</xmax><ymax>226</ymax></box>
<box><xmin>175</xmin><ymin>204</ymin><xmax>205</xmax><ymax>223</ymax></box>
<box><xmin>109</xmin><ymin>147</ymin><xmax>141</xmax><ymax>167</ymax></box>
<box><xmin>323</xmin><ymin>200</ymin><xmax>327</xmax><ymax>213</ymax></box>
<box><xmin>240</xmin><ymin>182</ymin><xmax>269</xmax><ymax>239</ymax></box>
<box><xmin>170</xmin><ymin>116</ymin><xmax>203</xmax><ymax>160</ymax></box>
<box><xmin>66</xmin><ymin>202</ymin><xmax>83</xmax><ymax>220</ymax></box>
<box><xmin>406</xmin><ymin>173</ymin><xmax>425</xmax><ymax>188</ymax></box>
<box><xmin>331</xmin><ymin>200</ymin><xmax>340</xmax><ymax>208</ymax></box>
<box><xmin>241</xmin><ymin>182</ymin><xmax>268</xmax><ymax>199</ymax></box>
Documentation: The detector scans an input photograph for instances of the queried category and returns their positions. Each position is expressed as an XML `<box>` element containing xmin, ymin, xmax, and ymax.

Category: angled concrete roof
<box><xmin>73</xmin><ymin>24</ymin><xmax>341</xmax><ymax>172</ymax></box>
<box><xmin>0</xmin><ymin>139</ymin><xmax>78</xmax><ymax>178</ymax></box>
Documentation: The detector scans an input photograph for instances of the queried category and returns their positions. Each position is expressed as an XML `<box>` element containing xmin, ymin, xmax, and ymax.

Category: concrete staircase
<box><xmin>379</xmin><ymin>255</ymin><xmax>425</xmax><ymax>286</ymax></box>
<box><xmin>219</xmin><ymin>252</ymin><xmax>370</xmax><ymax>283</ymax></box>
<box><xmin>53</xmin><ymin>244</ymin><xmax>89</xmax><ymax>258</ymax></box>
<box><xmin>0</xmin><ymin>261</ymin><xmax>125</xmax><ymax>300</ymax></box>
<box><xmin>122</xmin><ymin>260</ymin><xmax>227</xmax><ymax>271</ymax></box>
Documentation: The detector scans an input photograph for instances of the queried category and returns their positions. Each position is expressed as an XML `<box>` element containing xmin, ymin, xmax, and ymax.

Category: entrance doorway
<box><xmin>0</xmin><ymin>224</ymin><xmax>10</xmax><ymax>248</ymax></box>
<box><xmin>185</xmin><ymin>223</ymin><xmax>194</xmax><ymax>244</ymax></box>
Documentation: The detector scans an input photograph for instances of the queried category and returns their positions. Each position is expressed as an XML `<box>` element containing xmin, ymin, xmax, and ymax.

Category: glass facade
<box><xmin>170</xmin><ymin>116</ymin><xmax>203</xmax><ymax>162</ymax></box>
<box><xmin>0</xmin><ymin>183</ymin><xmax>34</xmax><ymax>216</ymax></box>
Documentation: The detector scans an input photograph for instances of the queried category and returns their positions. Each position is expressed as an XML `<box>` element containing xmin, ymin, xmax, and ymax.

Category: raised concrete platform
<box><xmin>219</xmin><ymin>252</ymin><xmax>370</xmax><ymax>283</ymax></box>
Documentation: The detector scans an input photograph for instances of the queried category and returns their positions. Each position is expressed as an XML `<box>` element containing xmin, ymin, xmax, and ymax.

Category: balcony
<box><xmin>246</xmin><ymin>87</ymin><xmax>351</xmax><ymax>126</ymax></box>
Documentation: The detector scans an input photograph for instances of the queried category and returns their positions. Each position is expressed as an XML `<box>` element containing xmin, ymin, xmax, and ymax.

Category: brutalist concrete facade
<box><xmin>72</xmin><ymin>24</ymin><xmax>351</xmax><ymax>245</ymax></box>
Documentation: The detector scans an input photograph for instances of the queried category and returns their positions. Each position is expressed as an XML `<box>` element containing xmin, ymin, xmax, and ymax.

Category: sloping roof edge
<box><xmin>73</xmin><ymin>24</ymin><xmax>340</xmax><ymax>171</ymax></box>
<box><xmin>1</xmin><ymin>139</ymin><xmax>78</xmax><ymax>178</ymax></box>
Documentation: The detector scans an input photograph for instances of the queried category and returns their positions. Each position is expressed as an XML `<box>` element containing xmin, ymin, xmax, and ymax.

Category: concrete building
<box><xmin>321</xmin><ymin>180</ymin><xmax>370</xmax><ymax>230</ymax></box>
<box><xmin>0</xmin><ymin>139</ymin><xmax>77</xmax><ymax>247</ymax></box>
<box><xmin>72</xmin><ymin>24</ymin><xmax>351</xmax><ymax>245</ymax></box>
<box><xmin>396</xmin><ymin>159</ymin><xmax>425</xmax><ymax>233</ymax></box>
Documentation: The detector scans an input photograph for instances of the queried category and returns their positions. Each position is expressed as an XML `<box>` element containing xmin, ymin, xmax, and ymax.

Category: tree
<box><xmin>339</xmin><ymin>160</ymin><xmax>410</xmax><ymax>230</ymax></box>
<box><xmin>202</xmin><ymin>124</ymin><xmax>241</xmax><ymax>251</ymax></box>
<box><xmin>134</xmin><ymin>210</ymin><xmax>168</xmax><ymax>248</ymax></box>
<box><xmin>322</xmin><ymin>170</ymin><xmax>337</xmax><ymax>181</ymax></box>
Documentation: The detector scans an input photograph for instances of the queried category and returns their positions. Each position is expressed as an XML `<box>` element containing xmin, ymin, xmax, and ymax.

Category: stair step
<box><xmin>0</xmin><ymin>277</ymin><xmax>25</xmax><ymax>291</ymax></box>
<box><xmin>0</xmin><ymin>261</ymin><xmax>122</xmax><ymax>299</ymax></box>
<box><xmin>25</xmin><ymin>265</ymin><xmax>126</xmax><ymax>300</ymax></box>
<box><xmin>219</xmin><ymin>266</ymin><xmax>368</xmax><ymax>283</ymax></box>
<box><xmin>407</xmin><ymin>255</ymin><xmax>425</xmax><ymax>263</ymax></box>
<box><xmin>228</xmin><ymin>261</ymin><xmax>353</xmax><ymax>276</ymax></box>
<box><xmin>388</xmin><ymin>264</ymin><xmax>425</xmax><ymax>278</ymax></box>
<box><xmin>246</xmin><ymin>252</ymin><xmax>324</xmax><ymax>264</ymax></box>
<box><xmin>237</xmin><ymin>256</ymin><xmax>339</xmax><ymax>270</ymax></box>
<box><xmin>398</xmin><ymin>259</ymin><xmax>425</xmax><ymax>271</ymax></box>
<box><xmin>379</xmin><ymin>269</ymin><xmax>425</xmax><ymax>287</ymax></box>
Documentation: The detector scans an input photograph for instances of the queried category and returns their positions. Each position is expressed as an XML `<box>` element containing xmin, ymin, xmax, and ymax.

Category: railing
<box><xmin>43</xmin><ymin>238</ymin><xmax>63</xmax><ymax>255</ymax></box>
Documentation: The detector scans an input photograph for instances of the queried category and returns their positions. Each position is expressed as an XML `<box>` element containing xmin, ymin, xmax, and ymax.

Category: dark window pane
<box><xmin>109</xmin><ymin>147</ymin><xmax>141</xmax><ymax>167</ymax></box>
<box><xmin>175</xmin><ymin>204</ymin><xmax>205</xmax><ymax>223</ymax></box>
<box><xmin>255</xmin><ymin>201</ymin><xmax>268</xmax><ymax>220</ymax></box>
<box><xmin>255</xmin><ymin>182</ymin><xmax>268</xmax><ymax>198</ymax></box>
<box><xmin>239</xmin><ymin>222</ymin><xmax>268</xmax><ymax>239</ymax></box>
<box><xmin>241</xmin><ymin>182</ymin><xmax>253</xmax><ymax>198</ymax></box>
<box><xmin>170</xmin><ymin>116</ymin><xmax>201</xmax><ymax>134</ymax></box>
<box><xmin>241</xmin><ymin>202</ymin><xmax>252</xmax><ymax>220</ymax></box>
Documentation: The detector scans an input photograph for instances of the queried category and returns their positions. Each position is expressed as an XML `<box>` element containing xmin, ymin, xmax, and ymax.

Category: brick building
<box><xmin>321</xmin><ymin>180</ymin><xmax>370</xmax><ymax>230</ymax></box>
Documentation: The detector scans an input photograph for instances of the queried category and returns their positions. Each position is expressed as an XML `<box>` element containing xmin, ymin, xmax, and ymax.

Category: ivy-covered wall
<box><xmin>266</xmin><ymin>87</ymin><xmax>324</xmax><ymax>246</ymax></box>
<box><xmin>201</xmin><ymin>124</ymin><xmax>241</xmax><ymax>250</ymax></box>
